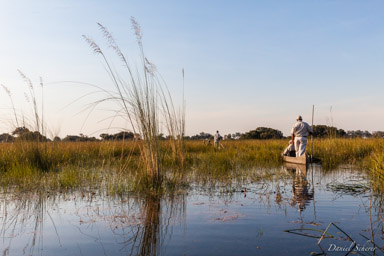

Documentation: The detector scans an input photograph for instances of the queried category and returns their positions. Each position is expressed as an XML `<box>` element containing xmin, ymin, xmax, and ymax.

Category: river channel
<box><xmin>0</xmin><ymin>164</ymin><xmax>382</xmax><ymax>255</ymax></box>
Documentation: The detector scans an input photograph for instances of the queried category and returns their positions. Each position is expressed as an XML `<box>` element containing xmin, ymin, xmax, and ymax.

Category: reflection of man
<box><xmin>286</xmin><ymin>165</ymin><xmax>314</xmax><ymax>212</ymax></box>
<box><xmin>291</xmin><ymin>115</ymin><xmax>313</xmax><ymax>157</ymax></box>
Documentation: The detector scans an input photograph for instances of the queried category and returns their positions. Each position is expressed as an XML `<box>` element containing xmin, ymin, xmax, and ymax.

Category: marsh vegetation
<box><xmin>1</xmin><ymin>18</ymin><xmax>384</xmax><ymax>256</ymax></box>
<box><xmin>0</xmin><ymin>138</ymin><xmax>382</xmax><ymax>194</ymax></box>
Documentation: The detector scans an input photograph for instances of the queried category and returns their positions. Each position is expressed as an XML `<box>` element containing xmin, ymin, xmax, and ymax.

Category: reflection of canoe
<box><xmin>283</xmin><ymin>153</ymin><xmax>307</xmax><ymax>165</ymax></box>
<box><xmin>283</xmin><ymin>162</ymin><xmax>307</xmax><ymax>175</ymax></box>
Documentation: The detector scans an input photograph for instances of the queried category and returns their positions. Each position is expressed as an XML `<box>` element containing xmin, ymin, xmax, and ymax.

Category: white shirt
<box><xmin>214</xmin><ymin>132</ymin><xmax>221</xmax><ymax>142</ymax></box>
<box><xmin>291</xmin><ymin>121</ymin><xmax>313</xmax><ymax>137</ymax></box>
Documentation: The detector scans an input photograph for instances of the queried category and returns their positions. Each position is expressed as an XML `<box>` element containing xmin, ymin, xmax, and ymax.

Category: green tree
<box><xmin>241</xmin><ymin>127</ymin><xmax>283</xmax><ymax>140</ymax></box>
<box><xmin>12</xmin><ymin>127</ymin><xmax>49</xmax><ymax>141</ymax></box>
<box><xmin>0</xmin><ymin>133</ymin><xmax>14</xmax><ymax>142</ymax></box>
<box><xmin>312</xmin><ymin>125</ymin><xmax>346</xmax><ymax>138</ymax></box>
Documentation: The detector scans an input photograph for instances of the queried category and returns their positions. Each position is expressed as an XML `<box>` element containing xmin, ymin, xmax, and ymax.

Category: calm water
<box><xmin>1</xmin><ymin>165</ymin><xmax>383</xmax><ymax>256</ymax></box>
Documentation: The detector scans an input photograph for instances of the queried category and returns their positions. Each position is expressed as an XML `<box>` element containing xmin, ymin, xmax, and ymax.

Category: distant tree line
<box><xmin>185</xmin><ymin>127</ymin><xmax>284</xmax><ymax>140</ymax></box>
<box><xmin>312</xmin><ymin>125</ymin><xmax>346</xmax><ymax>138</ymax></box>
<box><xmin>12</xmin><ymin>127</ymin><xmax>50</xmax><ymax>142</ymax></box>
<box><xmin>0</xmin><ymin>125</ymin><xmax>382</xmax><ymax>143</ymax></box>
<box><xmin>183</xmin><ymin>132</ymin><xmax>213</xmax><ymax>140</ymax></box>
<box><xmin>186</xmin><ymin>126</ymin><xmax>384</xmax><ymax>140</ymax></box>
<box><xmin>100</xmin><ymin>131</ymin><xmax>135</xmax><ymax>141</ymax></box>
<box><xmin>311</xmin><ymin>125</ymin><xmax>382</xmax><ymax>138</ymax></box>
<box><xmin>0</xmin><ymin>127</ymin><xmax>140</xmax><ymax>143</ymax></box>
<box><xmin>240</xmin><ymin>127</ymin><xmax>283</xmax><ymax>139</ymax></box>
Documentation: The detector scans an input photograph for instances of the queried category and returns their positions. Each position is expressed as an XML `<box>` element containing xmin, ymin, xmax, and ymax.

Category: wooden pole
<box><xmin>311</xmin><ymin>105</ymin><xmax>314</xmax><ymax>164</ymax></box>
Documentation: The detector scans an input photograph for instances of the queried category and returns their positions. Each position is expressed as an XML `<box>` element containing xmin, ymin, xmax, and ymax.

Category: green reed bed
<box><xmin>0</xmin><ymin>141</ymin><xmax>138</xmax><ymax>171</ymax></box>
<box><xmin>186</xmin><ymin>140</ymin><xmax>285</xmax><ymax>170</ymax></box>
<box><xmin>310</xmin><ymin>137</ymin><xmax>384</xmax><ymax>194</ymax></box>
<box><xmin>313</xmin><ymin>138</ymin><xmax>384</xmax><ymax>170</ymax></box>
<box><xmin>184</xmin><ymin>140</ymin><xmax>290</xmax><ymax>189</ymax></box>
<box><xmin>0</xmin><ymin>141</ymin><xmax>132</xmax><ymax>193</ymax></box>
<box><xmin>367</xmin><ymin>150</ymin><xmax>384</xmax><ymax>193</ymax></box>
<box><xmin>0</xmin><ymin>138</ymin><xmax>383</xmax><ymax>194</ymax></box>
<box><xmin>0</xmin><ymin>139</ymin><xmax>184</xmax><ymax>195</ymax></box>
<box><xmin>0</xmin><ymin>139</ymin><xmax>285</xmax><ymax>194</ymax></box>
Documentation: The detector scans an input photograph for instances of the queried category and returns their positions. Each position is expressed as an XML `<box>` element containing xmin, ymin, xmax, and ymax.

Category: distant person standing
<box><xmin>214</xmin><ymin>130</ymin><xmax>222</xmax><ymax>148</ymax></box>
<box><xmin>291</xmin><ymin>116</ymin><xmax>313</xmax><ymax>157</ymax></box>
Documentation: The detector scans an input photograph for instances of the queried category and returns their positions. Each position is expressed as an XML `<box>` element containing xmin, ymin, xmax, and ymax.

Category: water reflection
<box><xmin>137</xmin><ymin>195</ymin><xmax>161</xmax><ymax>255</ymax></box>
<box><xmin>1</xmin><ymin>166</ymin><xmax>384</xmax><ymax>255</ymax></box>
<box><xmin>0</xmin><ymin>192</ymin><xmax>48</xmax><ymax>255</ymax></box>
<box><xmin>129</xmin><ymin>194</ymin><xmax>185</xmax><ymax>256</ymax></box>
<box><xmin>0</xmin><ymin>191</ymin><xmax>185</xmax><ymax>256</ymax></box>
<box><xmin>284</xmin><ymin>163</ymin><xmax>314</xmax><ymax>212</ymax></box>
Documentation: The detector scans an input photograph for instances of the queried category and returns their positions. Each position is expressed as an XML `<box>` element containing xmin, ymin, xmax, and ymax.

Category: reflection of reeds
<box><xmin>362</xmin><ymin>196</ymin><xmax>384</xmax><ymax>254</ymax></box>
<box><xmin>137</xmin><ymin>195</ymin><xmax>161</xmax><ymax>255</ymax></box>
<box><xmin>0</xmin><ymin>189</ymin><xmax>186</xmax><ymax>256</ymax></box>
<box><xmin>128</xmin><ymin>193</ymin><xmax>185</xmax><ymax>256</ymax></box>
<box><xmin>0</xmin><ymin>192</ymin><xmax>51</xmax><ymax>255</ymax></box>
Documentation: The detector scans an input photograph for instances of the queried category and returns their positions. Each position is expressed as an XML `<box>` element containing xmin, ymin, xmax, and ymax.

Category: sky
<box><xmin>1</xmin><ymin>0</ymin><xmax>384</xmax><ymax>138</ymax></box>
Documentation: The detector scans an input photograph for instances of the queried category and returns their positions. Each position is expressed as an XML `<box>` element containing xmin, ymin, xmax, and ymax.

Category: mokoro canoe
<box><xmin>282</xmin><ymin>153</ymin><xmax>307</xmax><ymax>165</ymax></box>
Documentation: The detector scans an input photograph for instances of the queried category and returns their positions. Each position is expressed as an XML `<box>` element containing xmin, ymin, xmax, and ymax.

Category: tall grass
<box><xmin>368</xmin><ymin>151</ymin><xmax>384</xmax><ymax>193</ymax></box>
<box><xmin>2</xmin><ymin>72</ymin><xmax>53</xmax><ymax>171</ymax></box>
<box><xmin>83</xmin><ymin>19</ymin><xmax>185</xmax><ymax>188</ymax></box>
<box><xmin>0</xmin><ymin>136</ymin><xmax>382</xmax><ymax>194</ymax></box>
<box><xmin>313</xmin><ymin>138</ymin><xmax>381</xmax><ymax>169</ymax></box>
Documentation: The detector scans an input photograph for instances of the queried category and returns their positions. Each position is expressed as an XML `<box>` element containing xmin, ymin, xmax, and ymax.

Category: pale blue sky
<box><xmin>1</xmin><ymin>0</ymin><xmax>384</xmax><ymax>138</ymax></box>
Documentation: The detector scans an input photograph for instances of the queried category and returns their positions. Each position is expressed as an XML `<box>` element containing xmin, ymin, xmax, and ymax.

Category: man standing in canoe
<box><xmin>291</xmin><ymin>115</ymin><xmax>313</xmax><ymax>157</ymax></box>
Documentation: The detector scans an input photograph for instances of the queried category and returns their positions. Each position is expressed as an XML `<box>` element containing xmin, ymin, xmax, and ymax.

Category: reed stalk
<box><xmin>83</xmin><ymin>18</ymin><xmax>185</xmax><ymax>188</ymax></box>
